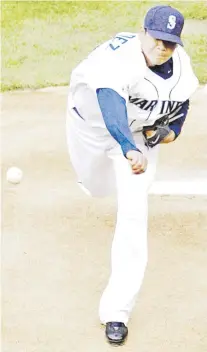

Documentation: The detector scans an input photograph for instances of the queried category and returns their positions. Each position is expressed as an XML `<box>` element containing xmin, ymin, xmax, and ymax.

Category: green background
<box><xmin>2</xmin><ymin>1</ymin><xmax>207</xmax><ymax>91</ymax></box>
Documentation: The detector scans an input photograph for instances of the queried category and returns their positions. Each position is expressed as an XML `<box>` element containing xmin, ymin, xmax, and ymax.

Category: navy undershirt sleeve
<box><xmin>169</xmin><ymin>99</ymin><xmax>189</xmax><ymax>138</ymax></box>
<box><xmin>96</xmin><ymin>88</ymin><xmax>140</xmax><ymax>156</ymax></box>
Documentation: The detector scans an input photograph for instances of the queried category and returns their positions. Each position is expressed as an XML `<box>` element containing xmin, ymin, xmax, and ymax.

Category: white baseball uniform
<box><xmin>66</xmin><ymin>33</ymin><xmax>198</xmax><ymax>324</ymax></box>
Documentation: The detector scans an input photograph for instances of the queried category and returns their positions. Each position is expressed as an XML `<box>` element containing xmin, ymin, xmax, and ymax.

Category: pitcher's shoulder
<box><xmin>110</xmin><ymin>32</ymin><xmax>147</xmax><ymax>70</ymax></box>
<box><xmin>175</xmin><ymin>45</ymin><xmax>192</xmax><ymax>63</ymax></box>
<box><xmin>108</xmin><ymin>32</ymin><xmax>142</xmax><ymax>55</ymax></box>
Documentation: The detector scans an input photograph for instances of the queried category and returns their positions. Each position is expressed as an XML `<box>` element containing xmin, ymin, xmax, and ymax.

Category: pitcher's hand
<box><xmin>126</xmin><ymin>150</ymin><xmax>148</xmax><ymax>175</ymax></box>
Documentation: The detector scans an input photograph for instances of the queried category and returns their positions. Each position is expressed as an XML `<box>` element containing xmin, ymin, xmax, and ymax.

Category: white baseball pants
<box><xmin>66</xmin><ymin>107</ymin><xmax>159</xmax><ymax>325</ymax></box>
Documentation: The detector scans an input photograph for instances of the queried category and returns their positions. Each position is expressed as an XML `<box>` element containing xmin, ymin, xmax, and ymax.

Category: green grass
<box><xmin>2</xmin><ymin>1</ymin><xmax>207</xmax><ymax>91</ymax></box>
<box><xmin>184</xmin><ymin>34</ymin><xmax>207</xmax><ymax>83</ymax></box>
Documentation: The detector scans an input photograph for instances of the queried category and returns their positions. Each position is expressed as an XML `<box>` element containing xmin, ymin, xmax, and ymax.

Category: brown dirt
<box><xmin>1</xmin><ymin>86</ymin><xmax>207</xmax><ymax>352</ymax></box>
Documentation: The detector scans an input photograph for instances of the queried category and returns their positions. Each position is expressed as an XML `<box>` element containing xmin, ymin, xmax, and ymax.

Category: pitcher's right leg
<box><xmin>66</xmin><ymin>108</ymin><xmax>116</xmax><ymax>197</ymax></box>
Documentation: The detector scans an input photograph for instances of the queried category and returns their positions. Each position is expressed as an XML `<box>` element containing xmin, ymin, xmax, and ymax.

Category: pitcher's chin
<box><xmin>154</xmin><ymin>55</ymin><xmax>170</xmax><ymax>65</ymax></box>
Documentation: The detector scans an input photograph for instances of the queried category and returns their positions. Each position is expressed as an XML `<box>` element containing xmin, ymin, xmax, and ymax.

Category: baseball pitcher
<box><xmin>66</xmin><ymin>5</ymin><xmax>198</xmax><ymax>345</ymax></box>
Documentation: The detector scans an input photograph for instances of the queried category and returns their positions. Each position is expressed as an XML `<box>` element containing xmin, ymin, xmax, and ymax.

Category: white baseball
<box><xmin>6</xmin><ymin>167</ymin><xmax>23</xmax><ymax>184</ymax></box>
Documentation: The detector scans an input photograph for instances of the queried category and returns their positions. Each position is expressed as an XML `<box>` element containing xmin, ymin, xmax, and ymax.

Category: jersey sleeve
<box><xmin>85</xmin><ymin>33</ymin><xmax>146</xmax><ymax>102</ymax></box>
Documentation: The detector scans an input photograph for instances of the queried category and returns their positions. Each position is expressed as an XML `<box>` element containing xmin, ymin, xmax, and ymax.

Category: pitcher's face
<box><xmin>143</xmin><ymin>31</ymin><xmax>177</xmax><ymax>66</ymax></box>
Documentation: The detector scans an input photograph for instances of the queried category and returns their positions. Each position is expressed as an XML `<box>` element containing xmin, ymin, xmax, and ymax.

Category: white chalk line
<box><xmin>149</xmin><ymin>180</ymin><xmax>207</xmax><ymax>195</ymax></box>
<box><xmin>78</xmin><ymin>180</ymin><xmax>207</xmax><ymax>196</ymax></box>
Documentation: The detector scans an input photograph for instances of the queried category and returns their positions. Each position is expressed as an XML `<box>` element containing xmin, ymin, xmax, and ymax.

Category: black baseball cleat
<box><xmin>105</xmin><ymin>322</ymin><xmax>128</xmax><ymax>345</ymax></box>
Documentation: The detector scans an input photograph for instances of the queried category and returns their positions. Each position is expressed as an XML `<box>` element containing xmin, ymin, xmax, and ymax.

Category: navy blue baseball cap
<box><xmin>144</xmin><ymin>5</ymin><xmax>184</xmax><ymax>46</ymax></box>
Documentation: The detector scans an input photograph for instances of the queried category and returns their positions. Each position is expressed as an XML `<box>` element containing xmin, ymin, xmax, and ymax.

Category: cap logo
<box><xmin>167</xmin><ymin>15</ymin><xmax>176</xmax><ymax>30</ymax></box>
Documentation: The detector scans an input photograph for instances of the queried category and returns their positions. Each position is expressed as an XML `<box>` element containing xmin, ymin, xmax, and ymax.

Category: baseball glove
<box><xmin>142</xmin><ymin>116</ymin><xmax>171</xmax><ymax>148</ymax></box>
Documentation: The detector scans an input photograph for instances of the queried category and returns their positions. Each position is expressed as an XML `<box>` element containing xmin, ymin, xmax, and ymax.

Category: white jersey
<box><xmin>68</xmin><ymin>32</ymin><xmax>198</xmax><ymax>132</ymax></box>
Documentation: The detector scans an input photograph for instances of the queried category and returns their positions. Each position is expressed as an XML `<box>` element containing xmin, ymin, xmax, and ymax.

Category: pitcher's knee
<box><xmin>78</xmin><ymin>179</ymin><xmax>113</xmax><ymax>197</ymax></box>
<box><xmin>77</xmin><ymin>181</ymin><xmax>92</xmax><ymax>196</ymax></box>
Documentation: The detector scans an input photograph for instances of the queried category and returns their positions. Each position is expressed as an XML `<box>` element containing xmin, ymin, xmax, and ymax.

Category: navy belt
<box><xmin>73</xmin><ymin>107</ymin><xmax>85</xmax><ymax>120</ymax></box>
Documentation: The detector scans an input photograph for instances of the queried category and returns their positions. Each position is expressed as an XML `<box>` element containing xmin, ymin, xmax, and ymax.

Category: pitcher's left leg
<box><xmin>99</xmin><ymin>145</ymin><xmax>158</xmax><ymax>326</ymax></box>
